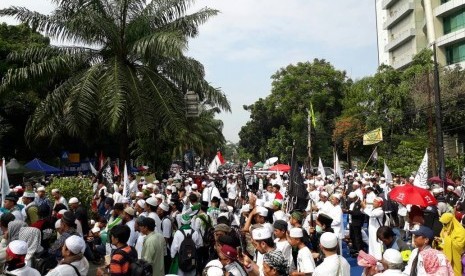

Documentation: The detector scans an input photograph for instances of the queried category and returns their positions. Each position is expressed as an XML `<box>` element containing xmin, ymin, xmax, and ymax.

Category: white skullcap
<box><xmin>165</xmin><ymin>186</ymin><xmax>172</xmax><ymax>191</ymax></box>
<box><xmin>154</xmin><ymin>180</ymin><xmax>160</xmax><ymax>184</ymax></box>
<box><xmin>51</xmin><ymin>189</ymin><xmax>60</xmax><ymax>193</ymax></box>
<box><xmin>65</xmin><ymin>235</ymin><xmax>86</xmax><ymax>254</ymax></box>
<box><xmin>90</xmin><ymin>219</ymin><xmax>95</xmax><ymax>225</ymax></box>
<box><xmin>192</xmin><ymin>184</ymin><xmax>198</xmax><ymax>190</ymax></box>
<box><xmin>58</xmin><ymin>209</ymin><xmax>67</xmax><ymax>215</ymax></box>
<box><xmin>140</xmin><ymin>177</ymin><xmax>145</xmax><ymax>180</ymax></box>
<box><xmin>204</xmin><ymin>260</ymin><xmax>224</xmax><ymax>276</ymax></box>
<box><xmin>432</xmin><ymin>188</ymin><xmax>442</xmax><ymax>194</ymax></box>
<box><xmin>55</xmin><ymin>219</ymin><xmax>62</xmax><ymax>229</ymax></box>
<box><xmin>289</xmin><ymin>227</ymin><xmax>303</xmax><ymax>238</ymax></box>
<box><xmin>348</xmin><ymin>192</ymin><xmax>357</xmax><ymax>199</ymax></box>
<box><xmin>136</xmin><ymin>192</ymin><xmax>143</xmax><ymax>197</ymax></box>
<box><xmin>8</xmin><ymin>240</ymin><xmax>28</xmax><ymax>255</ymax></box>
<box><xmin>320</xmin><ymin>232</ymin><xmax>338</xmax><ymax>248</ymax></box>
<box><xmin>159</xmin><ymin>202</ymin><xmax>169</xmax><ymax>212</ymax></box>
<box><xmin>184</xmin><ymin>179</ymin><xmax>189</xmax><ymax>183</ymax></box>
<box><xmin>380</xmin><ymin>177</ymin><xmax>385</xmax><ymax>181</ymax></box>
<box><xmin>146</xmin><ymin>197</ymin><xmax>158</xmax><ymax>207</ymax></box>
<box><xmin>383</xmin><ymin>248</ymin><xmax>403</xmax><ymax>264</ymax></box>
<box><xmin>121</xmin><ymin>198</ymin><xmax>129</xmax><ymax>204</ymax></box>
<box><xmin>137</xmin><ymin>199</ymin><xmax>146</xmax><ymax>208</ymax></box>
<box><xmin>23</xmin><ymin>191</ymin><xmax>35</xmax><ymax>198</ymax></box>
<box><xmin>264</xmin><ymin>201</ymin><xmax>273</xmax><ymax>209</ymax></box>
<box><xmin>332</xmin><ymin>193</ymin><xmax>342</xmax><ymax>200</ymax></box>
<box><xmin>320</xmin><ymin>191</ymin><xmax>329</xmax><ymax>197</ymax></box>
<box><xmin>201</xmin><ymin>181</ymin><xmax>207</xmax><ymax>185</ymax></box>
<box><xmin>252</xmin><ymin>227</ymin><xmax>271</xmax><ymax>240</ymax></box>
<box><xmin>409</xmin><ymin>176</ymin><xmax>415</xmax><ymax>180</ymax></box>
<box><xmin>447</xmin><ymin>185</ymin><xmax>454</xmax><ymax>191</ymax></box>
<box><xmin>188</xmin><ymin>177</ymin><xmax>193</xmax><ymax>181</ymax></box>
<box><xmin>155</xmin><ymin>194</ymin><xmax>165</xmax><ymax>200</ymax></box>
<box><xmin>256</xmin><ymin>206</ymin><xmax>268</xmax><ymax>217</ymax></box>
<box><xmin>142</xmin><ymin>185</ymin><xmax>147</xmax><ymax>190</ymax></box>
<box><xmin>240</xmin><ymin>204</ymin><xmax>250</xmax><ymax>213</ymax></box>
<box><xmin>147</xmin><ymin>183</ymin><xmax>154</xmax><ymax>189</ymax></box>
<box><xmin>91</xmin><ymin>226</ymin><xmax>100</xmax><ymax>233</ymax></box>
<box><xmin>69</xmin><ymin>197</ymin><xmax>79</xmax><ymax>204</ymax></box>
<box><xmin>37</xmin><ymin>186</ymin><xmax>46</xmax><ymax>192</ymax></box>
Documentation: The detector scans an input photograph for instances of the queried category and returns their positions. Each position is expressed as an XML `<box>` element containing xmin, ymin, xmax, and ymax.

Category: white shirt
<box><xmin>313</xmin><ymin>254</ymin><xmax>350</xmax><ymax>276</ymax></box>
<box><xmin>170</xmin><ymin>228</ymin><xmax>202</xmax><ymax>258</ymax></box>
<box><xmin>403</xmin><ymin>248</ymin><xmax>427</xmax><ymax>275</ymax></box>
<box><xmin>46</xmin><ymin>257</ymin><xmax>89</xmax><ymax>276</ymax></box>
<box><xmin>328</xmin><ymin>204</ymin><xmax>343</xmax><ymax>238</ymax></box>
<box><xmin>275</xmin><ymin>239</ymin><xmax>293</xmax><ymax>268</ymax></box>
<box><xmin>317</xmin><ymin>200</ymin><xmax>333</xmax><ymax>215</ymax></box>
<box><xmin>375</xmin><ymin>269</ymin><xmax>405</xmax><ymax>275</ymax></box>
<box><xmin>8</xmin><ymin>266</ymin><xmax>41</xmax><ymax>276</ymax></box>
<box><xmin>148</xmin><ymin>212</ymin><xmax>162</xmax><ymax>234</ymax></box>
<box><xmin>135</xmin><ymin>233</ymin><xmax>146</xmax><ymax>259</ymax></box>
<box><xmin>227</xmin><ymin>183</ymin><xmax>238</xmax><ymax>199</ymax></box>
<box><xmin>129</xmin><ymin>180</ymin><xmax>138</xmax><ymax>195</ymax></box>
<box><xmin>296</xmin><ymin>246</ymin><xmax>316</xmax><ymax>273</ymax></box>
<box><xmin>202</xmin><ymin>185</ymin><xmax>221</xmax><ymax>205</ymax></box>
<box><xmin>54</xmin><ymin>196</ymin><xmax>68</xmax><ymax>209</ymax></box>
<box><xmin>126</xmin><ymin>219</ymin><xmax>138</xmax><ymax>247</ymax></box>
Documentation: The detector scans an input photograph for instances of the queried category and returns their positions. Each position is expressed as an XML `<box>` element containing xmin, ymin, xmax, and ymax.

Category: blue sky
<box><xmin>1</xmin><ymin>0</ymin><xmax>379</xmax><ymax>143</ymax></box>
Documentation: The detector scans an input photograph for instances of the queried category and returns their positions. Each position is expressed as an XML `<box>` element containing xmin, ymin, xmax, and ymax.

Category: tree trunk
<box><xmin>119</xmin><ymin>129</ymin><xmax>129</xmax><ymax>171</ymax></box>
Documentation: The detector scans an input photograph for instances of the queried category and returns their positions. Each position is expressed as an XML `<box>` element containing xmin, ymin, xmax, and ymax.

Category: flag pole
<box><xmin>363</xmin><ymin>145</ymin><xmax>378</xmax><ymax>171</ymax></box>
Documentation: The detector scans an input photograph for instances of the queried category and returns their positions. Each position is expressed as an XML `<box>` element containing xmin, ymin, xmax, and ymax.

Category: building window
<box><xmin>445</xmin><ymin>41</ymin><xmax>465</xmax><ymax>65</ymax></box>
<box><xmin>443</xmin><ymin>9</ymin><xmax>465</xmax><ymax>34</ymax></box>
<box><xmin>441</xmin><ymin>0</ymin><xmax>451</xmax><ymax>4</ymax></box>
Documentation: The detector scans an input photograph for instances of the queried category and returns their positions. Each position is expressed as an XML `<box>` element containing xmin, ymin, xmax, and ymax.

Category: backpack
<box><xmin>197</xmin><ymin>214</ymin><xmax>214</xmax><ymax>247</ymax></box>
<box><xmin>178</xmin><ymin>229</ymin><xmax>197</xmax><ymax>272</ymax></box>
<box><xmin>115</xmin><ymin>247</ymin><xmax>153</xmax><ymax>276</ymax></box>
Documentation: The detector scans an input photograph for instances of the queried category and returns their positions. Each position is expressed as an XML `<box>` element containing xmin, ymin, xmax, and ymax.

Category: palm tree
<box><xmin>0</xmin><ymin>0</ymin><xmax>230</xmax><ymax>161</ymax></box>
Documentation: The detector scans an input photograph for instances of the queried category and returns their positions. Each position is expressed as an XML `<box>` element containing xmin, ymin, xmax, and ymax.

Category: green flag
<box><xmin>309</xmin><ymin>102</ymin><xmax>316</xmax><ymax>128</ymax></box>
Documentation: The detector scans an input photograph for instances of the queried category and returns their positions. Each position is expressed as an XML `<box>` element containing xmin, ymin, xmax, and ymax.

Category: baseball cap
<box><xmin>410</xmin><ymin>225</ymin><xmax>434</xmax><ymax>239</ymax></box>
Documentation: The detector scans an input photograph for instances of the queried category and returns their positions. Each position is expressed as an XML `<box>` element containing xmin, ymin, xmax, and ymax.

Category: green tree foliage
<box><xmin>239</xmin><ymin>59</ymin><xmax>349</xmax><ymax>165</ymax></box>
<box><xmin>46</xmin><ymin>177</ymin><xmax>93</xmax><ymax>213</ymax></box>
<box><xmin>0</xmin><ymin>23</ymin><xmax>51</xmax><ymax>159</ymax></box>
<box><xmin>0</xmin><ymin>0</ymin><xmax>230</xmax><ymax>164</ymax></box>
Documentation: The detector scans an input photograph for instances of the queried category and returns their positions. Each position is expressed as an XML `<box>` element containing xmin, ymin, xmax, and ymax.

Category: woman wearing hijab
<box><xmin>438</xmin><ymin>213</ymin><xmax>465</xmax><ymax>276</ymax></box>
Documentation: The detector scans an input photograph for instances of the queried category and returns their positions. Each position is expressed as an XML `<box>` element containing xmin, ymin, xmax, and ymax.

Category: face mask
<box><xmin>315</xmin><ymin>225</ymin><xmax>323</xmax><ymax>233</ymax></box>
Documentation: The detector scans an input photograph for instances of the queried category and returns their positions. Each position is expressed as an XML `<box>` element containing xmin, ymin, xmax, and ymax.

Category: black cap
<box><xmin>5</xmin><ymin>193</ymin><xmax>18</xmax><ymax>203</ymax></box>
<box><xmin>62</xmin><ymin>211</ymin><xmax>76</xmax><ymax>227</ymax></box>
<box><xmin>317</xmin><ymin>213</ymin><xmax>333</xmax><ymax>227</ymax></box>
<box><xmin>273</xmin><ymin>220</ymin><xmax>288</xmax><ymax>231</ymax></box>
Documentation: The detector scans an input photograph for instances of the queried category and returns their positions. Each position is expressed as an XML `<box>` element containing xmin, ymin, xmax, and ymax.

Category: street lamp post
<box><xmin>433</xmin><ymin>43</ymin><xmax>446</xmax><ymax>186</ymax></box>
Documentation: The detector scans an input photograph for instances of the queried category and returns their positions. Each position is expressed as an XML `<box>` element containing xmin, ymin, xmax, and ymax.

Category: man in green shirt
<box><xmin>139</xmin><ymin>216</ymin><xmax>166</xmax><ymax>276</ymax></box>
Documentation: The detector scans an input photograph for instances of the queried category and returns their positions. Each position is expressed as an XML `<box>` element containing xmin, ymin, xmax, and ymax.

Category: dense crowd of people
<box><xmin>0</xmin><ymin>168</ymin><xmax>464</xmax><ymax>276</ymax></box>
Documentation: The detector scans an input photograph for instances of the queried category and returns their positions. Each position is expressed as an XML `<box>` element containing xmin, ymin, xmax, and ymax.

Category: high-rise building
<box><xmin>375</xmin><ymin>0</ymin><xmax>465</xmax><ymax>69</ymax></box>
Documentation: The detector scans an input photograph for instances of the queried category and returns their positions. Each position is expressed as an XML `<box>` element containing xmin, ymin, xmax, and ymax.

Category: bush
<box><xmin>46</xmin><ymin>177</ymin><xmax>94</xmax><ymax>211</ymax></box>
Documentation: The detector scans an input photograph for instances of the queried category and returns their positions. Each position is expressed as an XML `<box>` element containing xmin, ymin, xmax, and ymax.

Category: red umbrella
<box><xmin>268</xmin><ymin>164</ymin><xmax>291</xmax><ymax>172</ymax></box>
<box><xmin>389</xmin><ymin>184</ymin><xmax>437</xmax><ymax>207</ymax></box>
<box><xmin>428</xmin><ymin>176</ymin><xmax>455</xmax><ymax>186</ymax></box>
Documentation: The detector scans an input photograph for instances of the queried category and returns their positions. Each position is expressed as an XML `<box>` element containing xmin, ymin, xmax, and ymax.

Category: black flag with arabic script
<box><xmin>289</xmin><ymin>158</ymin><xmax>308</xmax><ymax>211</ymax></box>
<box><xmin>97</xmin><ymin>160</ymin><xmax>114</xmax><ymax>193</ymax></box>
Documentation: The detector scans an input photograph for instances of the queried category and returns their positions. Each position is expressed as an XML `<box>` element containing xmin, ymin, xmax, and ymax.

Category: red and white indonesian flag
<box><xmin>247</xmin><ymin>159</ymin><xmax>254</xmax><ymax>168</ymax></box>
<box><xmin>208</xmin><ymin>151</ymin><xmax>225</xmax><ymax>174</ymax></box>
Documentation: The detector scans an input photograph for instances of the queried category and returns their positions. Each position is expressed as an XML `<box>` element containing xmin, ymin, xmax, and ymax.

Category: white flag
<box><xmin>122</xmin><ymin>161</ymin><xmax>130</xmax><ymax>199</ymax></box>
<box><xmin>383</xmin><ymin>161</ymin><xmax>393</xmax><ymax>184</ymax></box>
<box><xmin>335</xmin><ymin>153</ymin><xmax>343</xmax><ymax>179</ymax></box>
<box><xmin>89</xmin><ymin>162</ymin><xmax>97</xmax><ymax>175</ymax></box>
<box><xmin>1</xmin><ymin>158</ymin><xmax>10</xmax><ymax>208</ymax></box>
<box><xmin>318</xmin><ymin>157</ymin><xmax>326</xmax><ymax>179</ymax></box>
<box><xmin>414</xmin><ymin>150</ymin><xmax>428</xmax><ymax>188</ymax></box>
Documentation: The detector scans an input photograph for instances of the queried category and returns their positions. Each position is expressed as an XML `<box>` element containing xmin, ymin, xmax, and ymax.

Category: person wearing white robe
<box><xmin>362</xmin><ymin>197</ymin><xmax>384</xmax><ymax>260</ymax></box>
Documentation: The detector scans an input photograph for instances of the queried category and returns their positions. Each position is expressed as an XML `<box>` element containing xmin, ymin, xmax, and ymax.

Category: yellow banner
<box><xmin>363</xmin><ymin>127</ymin><xmax>383</xmax><ymax>145</ymax></box>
